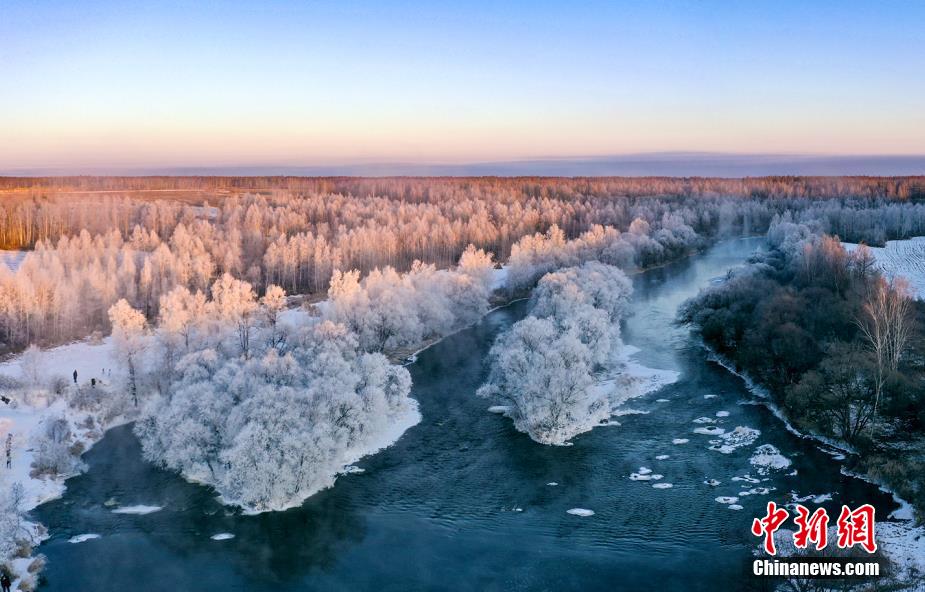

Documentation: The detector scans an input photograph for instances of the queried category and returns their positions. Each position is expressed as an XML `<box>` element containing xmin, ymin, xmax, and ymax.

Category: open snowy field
<box><xmin>843</xmin><ymin>237</ymin><xmax>925</xmax><ymax>299</ymax></box>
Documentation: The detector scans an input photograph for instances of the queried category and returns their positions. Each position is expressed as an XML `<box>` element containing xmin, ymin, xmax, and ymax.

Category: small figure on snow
<box><xmin>73</xmin><ymin>369</ymin><xmax>78</xmax><ymax>384</ymax></box>
<box><xmin>5</xmin><ymin>434</ymin><xmax>11</xmax><ymax>469</ymax></box>
<box><xmin>1</xmin><ymin>571</ymin><xmax>11</xmax><ymax>592</ymax></box>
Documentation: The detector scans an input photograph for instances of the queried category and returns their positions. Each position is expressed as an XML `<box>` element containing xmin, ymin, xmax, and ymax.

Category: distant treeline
<box><xmin>2</xmin><ymin>175</ymin><xmax>924</xmax><ymax>201</ymax></box>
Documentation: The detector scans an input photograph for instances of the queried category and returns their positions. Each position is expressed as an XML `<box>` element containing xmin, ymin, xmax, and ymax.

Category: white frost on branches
<box><xmin>137</xmin><ymin>278</ymin><xmax>420</xmax><ymax>512</ymax></box>
<box><xmin>478</xmin><ymin>261</ymin><xmax>641</xmax><ymax>445</ymax></box>
<box><xmin>325</xmin><ymin>245</ymin><xmax>495</xmax><ymax>352</ymax></box>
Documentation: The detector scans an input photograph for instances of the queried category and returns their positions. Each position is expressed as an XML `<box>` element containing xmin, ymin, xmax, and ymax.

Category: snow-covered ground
<box><xmin>843</xmin><ymin>237</ymin><xmax>925</xmax><ymax>299</ymax></box>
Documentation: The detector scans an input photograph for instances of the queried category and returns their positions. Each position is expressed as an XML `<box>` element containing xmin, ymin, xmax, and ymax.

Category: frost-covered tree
<box><xmin>158</xmin><ymin>286</ymin><xmax>208</xmax><ymax>350</ymax></box>
<box><xmin>136</xmin><ymin>319</ymin><xmax>417</xmax><ymax>512</ymax></box>
<box><xmin>210</xmin><ymin>273</ymin><xmax>258</xmax><ymax>357</ymax></box>
<box><xmin>109</xmin><ymin>299</ymin><xmax>147</xmax><ymax>406</ymax></box>
<box><xmin>479</xmin><ymin>262</ymin><xmax>635</xmax><ymax>444</ymax></box>
<box><xmin>31</xmin><ymin>416</ymin><xmax>85</xmax><ymax>477</ymax></box>
<box><xmin>325</xmin><ymin>246</ymin><xmax>496</xmax><ymax>352</ymax></box>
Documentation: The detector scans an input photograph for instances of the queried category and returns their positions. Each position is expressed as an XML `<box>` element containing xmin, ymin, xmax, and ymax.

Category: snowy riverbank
<box><xmin>0</xmin><ymin>337</ymin><xmax>130</xmax><ymax>590</ymax></box>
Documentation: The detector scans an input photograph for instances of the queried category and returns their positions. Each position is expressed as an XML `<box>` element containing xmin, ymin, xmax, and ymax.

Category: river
<box><xmin>32</xmin><ymin>237</ymin><xmax>899</xmax><ymax>591</ymax></box>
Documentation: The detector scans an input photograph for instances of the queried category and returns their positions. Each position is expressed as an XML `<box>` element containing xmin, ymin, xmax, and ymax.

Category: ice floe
<box><xmin>693</xmin><ymin>426</ymin><xmax>725</xmax><ymax>436</ymax></box>
<box><xmin>567</xmin><ymin>508</ymin><xmax>595</xmax><ymax>517</ymax></box>
<box><xmin>731</xmin><ymin>475</ymin><xmax>761</xmax><ymax>484</ymax></box>
<box><xmin>672</xmin><ymin>438</ymin><xmax>689</xmax><ymax>445</ymax></box>
<box><xmin>749</xmin><ymin>444</ymin><xmax>791</xmax><ymax>475</ymax></box>
<box><xmin>715</xmin><ymin>496</ymin><xmax>739</xmax><ymax>505</ymax></box>
<box><xmin>111</xmin><ymin>505</ymin><xmax>163</xmax><ymax>515</ymax></box>
<box><xmin>692</xmin><ymin>417</ymin><xmax>716</xmax><ymax>424</ymax></box>
<box><xmin>210</xmin><ymin>533</ymin><xmax>235</xmax><ymax>541</ymax></box>
<box><xmin>704</xmin><ymin>479</ymin><xmax>721</xmax><ymax>486</ymax></box>
<box><xmin>68</xmin><ymin>534</ymin><xmax>101</xmax><ymax>544</ymax></box>
<box><xmin>655</xmin><ymin>455</ymin><xmax>669</xmax><ymax>460</ymax></box>
<box><xmin>715</xmin><ymin>411</ymin><xmax>730</xmax><ymax>418</ymax></box>
<box><xmin>738</xmin><ymin>487</ymin><xmax>774</xmax><ymax>497</ymax></box>
<box><xmin>708</xmin><ymin>426</ymin><xmax>760</xmax><ymax>454</ymax></box>
<box><xmin>790</xmin><ymin>492</ymin><xmax>833</xmax><ymax>504</ymax></box>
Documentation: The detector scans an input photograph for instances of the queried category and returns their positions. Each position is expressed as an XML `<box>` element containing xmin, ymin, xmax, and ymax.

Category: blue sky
<box><xmin>2</xmin><ymin>0</ymin><xmax>924</xmax><ymax>172</ymax></box>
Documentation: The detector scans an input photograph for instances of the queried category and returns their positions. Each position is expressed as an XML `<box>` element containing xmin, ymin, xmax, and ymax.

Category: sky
<box><xmin>2</xmin><ymin>0</ymin><xmax>924</xmax><ymax>174</ymax></box>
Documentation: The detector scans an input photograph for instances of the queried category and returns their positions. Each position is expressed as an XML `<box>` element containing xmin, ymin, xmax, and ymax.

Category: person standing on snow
<box><xmin>73</xmin><ymin>369</ymin><xmax>78</xmax><ymax>384</ymax></box>
<box><xmin>1</xmin><ymin>571</ymin><xmax>12</xmax><ymax>592</ymax></box>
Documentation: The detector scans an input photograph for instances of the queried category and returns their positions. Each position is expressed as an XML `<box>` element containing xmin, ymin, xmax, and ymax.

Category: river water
<box><xmin>33</xmin><ymin>237</ymin><xmax>899</xmax><ymax>591</ymax></box>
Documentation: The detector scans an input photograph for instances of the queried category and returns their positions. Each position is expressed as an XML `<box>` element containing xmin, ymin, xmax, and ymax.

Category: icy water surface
<box><xmin>33</xmin><ymin>237</ymin><xmax>899</xmax><ymax>591</ymax></box>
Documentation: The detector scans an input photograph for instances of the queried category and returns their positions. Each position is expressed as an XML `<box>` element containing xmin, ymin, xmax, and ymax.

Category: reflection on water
<box><xmin>34</xmin><ymin>238</ymin><xmax>898</xmax><ymax>591</ymax></box>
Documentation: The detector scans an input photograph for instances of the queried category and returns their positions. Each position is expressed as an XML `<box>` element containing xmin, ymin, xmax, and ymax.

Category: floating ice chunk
<box><xmin>715</xmin><ymin>496</ymin><xmax>739</xmax><ymax>504</ymax></box>
<box><xmin>704</xmin><ymin>395</ymin><xmax>718</xmax><ymax>399</ymax></box>
<box><xmin>103</xmin><ymin>498</ymin><xmax>119</xmax><ymax>507</ymax></box>
<box><xmin>567</xmin><ymin>508</ymin><xmax>595</xmax><ymax>517</ymax></box>
<box><xmin>732</xmin><ymin>475</ymin><xmax>760</xmax><ymax>484</ymax></box>
<box><xmin>655</xmin><ymin>455</ymin><xmax>670</xmax><ymax>460</ymax></box>
<box><xmin>715</xmin><ymin>411</ymin><xmax>730</xmax><ymax>417</ymax></box>
<box><xmin>692</xmin><ymin>417</ymin><xmax>716</xmax><ymax>424</ymax></box>
<box><xmin>749</xmin><ymin>444</ymin><xmax>792</xmax><ymax>475</ymax></box>
<box><xmin>112</xmin><ymin>505</ymin><xmax>162</xmax><ymax>515</ymax></box>
<box><xmin>652</xmin><ymin>483</ymin><xmax>673</xmax><ymax>489</ymax></box>
<box><xmin>672</xmin><ymin>438</ymin><xmax>689</xmax><ymax>445</ymax></box>
<box><xmin>790</xmin><ymin>492</ymin><xmax>833</xmax><ymax>504</ymax></box>
<box><xmin>68</xmin><ymin>534</ymin><xmax>101</xmax><ymax>544</ymax></box>
<box><xmin>637</xmin><ymin>467</ymin><xmax>652</xmax><ymax>475</ymax></box>
<box><xmin>342</xmin><ymin>465</ymin><xmax>364</xmax><ymax>474</ymax></box>
<box><xmin>708</xmin><ymin>426</ymin><xmax>760</xmax><ymax>454</ymax></box>
<box><xmin>738</xmin><ymin>487</ymin><xmax>774</xmax><ymax>496</ymax></box>
<box><xmin>656</xmin><ymin>399</ymin><xmax>670</xmax><ymax>403</ymax></box>
<box><xmin>547</xmin><ymin>482</ymin><xmax>558</xmax><ymax>486</ymax></box>
<box><xmin>513</xmin><ymin>507</ymin><xmax>523</xmax><ymax>512</ymax></box>
<box><xmin>487</xmin><ymin>406</ymin><xmax>510</xmax><ymax>414</ymax></box>
<box><xmin>630</xmin><ymin>473</ymin><xmax>653</xmax><ymax>481</ymax></box>
<box><xmin>694</xmin><ymin>426</ymin><xmax>725</xmax><ymax>436</ymax></box>
<box><xmin>704</xmin><ymin>479</ymin><xmax>721</xmax><ymax>486</ymax></box>
<box><xmin>728</xmin><ymin>504</ymin><xmax>744</xmax><ymax>510</ymax></box>
<box><xmin>210</xmin><ymin>533</ymin><xmax>235</xmax><ymax>541</ymax></box>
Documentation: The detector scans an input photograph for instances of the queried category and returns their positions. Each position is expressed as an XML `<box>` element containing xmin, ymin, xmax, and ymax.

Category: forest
<box><xmin>3</xmin><ymin>177</ymin><xmax>925</xmax><ymax>355</ymax></box>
